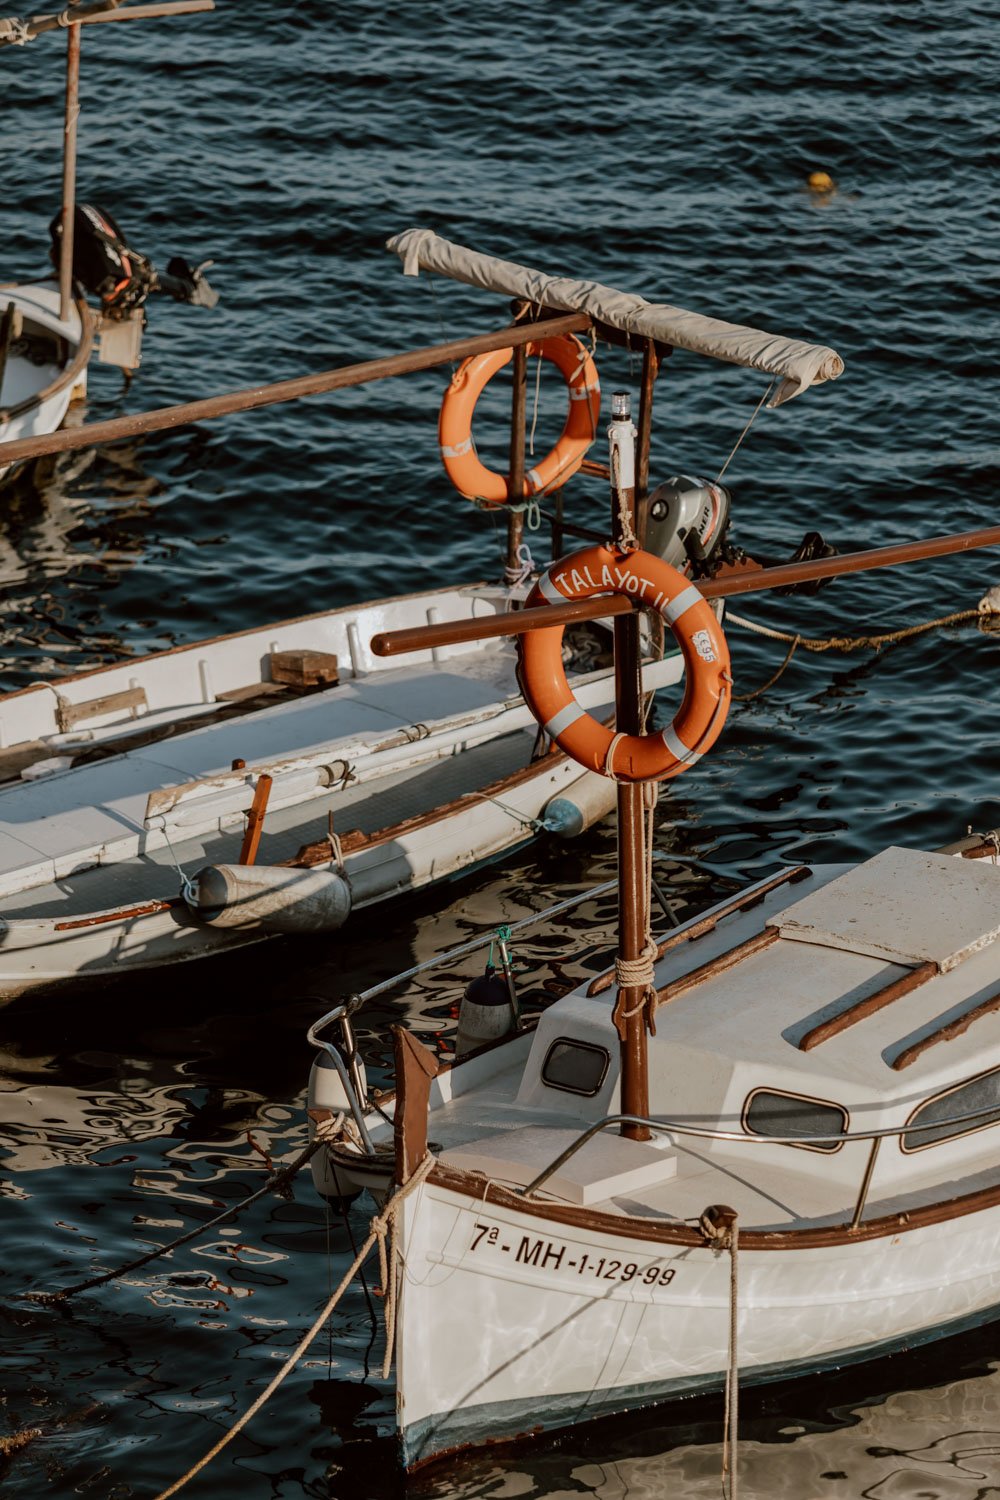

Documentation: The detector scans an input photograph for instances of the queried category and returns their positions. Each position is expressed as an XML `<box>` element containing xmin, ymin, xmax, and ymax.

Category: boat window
<box><xmin>902</xmin><ymin>1067</ymin><xmax>1000</xmax><ymax>1152</ymax></box>
<box><xmin>743</xmin><ymin>1088</ymin><xmax>847</xmax><ymax>1153</ymax></box>
<box><xmin>542</xmin><ymin>1039</ymin><xmax>610</xmax><ymax>1097</ymax></box>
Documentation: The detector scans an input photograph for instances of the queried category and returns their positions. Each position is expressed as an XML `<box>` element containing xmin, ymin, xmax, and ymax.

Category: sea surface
<box><xmin>2</xmin><ymin>1</ymin><xmax>999</xmax><ymax>1494</ymax></box>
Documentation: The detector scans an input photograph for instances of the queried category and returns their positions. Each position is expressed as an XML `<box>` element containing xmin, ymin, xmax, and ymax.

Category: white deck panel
<box><xmin>768</xmin><ymin>846</ymin><xmax>1000</xmax><ymax>971</ymax></box>
<box><xmin>0</xmin><ymin>664</ymin><xmax>509</xmax><ymax>879</ymax></box>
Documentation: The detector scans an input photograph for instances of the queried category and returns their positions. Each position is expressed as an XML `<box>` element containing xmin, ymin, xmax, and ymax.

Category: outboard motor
<box><xmin>646</xmin><ymin>474</ymin><xmax>732</xmax><ymax>576</ymax></box>
<box><xmin>49</xmin><ymin>204</ymin><xmax>218</xmax><ymax>318</ymax></box>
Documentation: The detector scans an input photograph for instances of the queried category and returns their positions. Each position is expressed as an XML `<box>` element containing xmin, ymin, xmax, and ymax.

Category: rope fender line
<box><xmin>699</xmin><ymin>1204</ymin><xmax>740</xmax><ymax>1500</ymax></box>
<box><xmin>151</xmin><ymin>1153</ymin><xmax>435</xmax><ymax>1500</ymax></box>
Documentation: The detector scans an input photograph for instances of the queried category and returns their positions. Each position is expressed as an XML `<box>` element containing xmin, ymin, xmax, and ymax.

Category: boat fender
<box><xmin>192</xmin><ymin>864</ymin><xmax>352</xmax><ymax>932</ymax></box>
<box><xmin>308</xmin><ymin>1049</ymin><xmax>367</xmax><ymax>1205</ymax></box>
<box><xmin>542</xmin><ymin>771</ymin><xmax>618</xmax><ymax>838</ymax></box>
<box><xmin>439</xmin><ymin>332</ymin><xmax>600</xmax><ymax>503</ymax></box>
<box><xmin>456</xmin><ymin>964</ymin><xmax>516</xmax><ymax>1060</ymax></box>
<box><xmin>518</xmin><ymin>544</ymin><xmax>731</xmax><ymax>783</ymax></box>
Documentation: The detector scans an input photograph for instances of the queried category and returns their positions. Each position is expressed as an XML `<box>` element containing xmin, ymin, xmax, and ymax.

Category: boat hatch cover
<box><xmin>766</xmin><ymin>846</ymin><xmax>1000</xmax><ymax>973</ymax></box>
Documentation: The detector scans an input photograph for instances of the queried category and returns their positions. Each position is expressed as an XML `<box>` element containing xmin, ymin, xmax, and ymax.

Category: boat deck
<box><xmin>0</xmin><ymin>725</ymin><xmax>535</xmax><ymax>919</ymax></box>
<box><xmin>0</xmin><ymin>655</ymin><xmax>519</xmax><ymax>906</ymax></box>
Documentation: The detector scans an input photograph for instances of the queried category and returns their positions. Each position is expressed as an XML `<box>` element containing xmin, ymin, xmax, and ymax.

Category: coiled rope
<box><xmin>153</xmin><ymin>1153</ymin><xmax>435</xmax><ymax>1500</ymax></box>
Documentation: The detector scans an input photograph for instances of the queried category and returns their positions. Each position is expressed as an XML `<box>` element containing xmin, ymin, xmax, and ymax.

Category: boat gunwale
<box><xmin>0</xmin><ymin>296</ymin><xmax>91</xmax><ymax>426</ymax></box>
<box><xmin>0</xmin><ymin>575</ymin><xmax>495</xmax><ymax>704</ymax></box>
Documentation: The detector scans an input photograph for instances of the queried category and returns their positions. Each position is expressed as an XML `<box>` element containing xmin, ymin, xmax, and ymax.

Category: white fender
<box><xmin>541</xmin><ymin>770</ymin><xmax>618</xmax><ymax>838</ymax></box>
<box><xmin>192</xmin><ymin>863</ymin><xmax>352</xmax><ymax>931</ymax></box>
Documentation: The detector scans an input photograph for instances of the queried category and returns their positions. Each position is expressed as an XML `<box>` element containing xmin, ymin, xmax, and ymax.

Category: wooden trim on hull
<box><xmin>327</xmin><ymin>1146</ymin><xmax>1000</xmax><ymax>1251</ymax></box>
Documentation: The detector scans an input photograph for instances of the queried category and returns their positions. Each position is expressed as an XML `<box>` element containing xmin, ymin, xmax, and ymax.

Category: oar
<box><xmin>369</xmin><ymin>523</ymin><xmax>1000</xmax><ymax>658</ymax></box>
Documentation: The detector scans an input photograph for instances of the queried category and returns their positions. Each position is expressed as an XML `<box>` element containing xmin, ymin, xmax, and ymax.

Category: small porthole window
<box><xmin>743</xmin><ymin>1088</ymin><xmax>847</xmax><ymax>1154</ymax></box>
<box><xmin>542</xmin><ymin>1038</ymin><xmax>610</xmax><ymax>1097</ymax></box>
<box><xmin>902</xmin><ymin>1066</ymin><xmax>1000</xmax><ymax>1152</ymax></box>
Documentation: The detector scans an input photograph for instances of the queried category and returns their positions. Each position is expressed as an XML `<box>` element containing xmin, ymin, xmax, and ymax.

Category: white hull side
<box><xmin>0</xmin><ymin>283</ymin><xmax>84</xmax><ymax>484</ymax></box>
<box><xmin>396</xmin><ymin>1180</ymin><xmax>1000</xmax><ymax>1467</ymax></box>
<box><xmin>0</xmin><ymin>751</ymin><xmax>595</xmax><ymax>994</ymax></box>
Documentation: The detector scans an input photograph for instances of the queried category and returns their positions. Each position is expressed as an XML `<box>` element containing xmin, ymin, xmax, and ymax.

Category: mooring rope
<box><xmin>26</xmin><ymin>1131</ymin><xmax>331</xmax><ymax>1306</ymax></box>
<box><xmin>152</xmin><ymin>1154</ymin><xmax>434</xmax><ymax>1500</ymax></box>
<box><xmin>728</xmin><ymin>604</ymin><xmax>992</xmax><ymax>699</ymax></box>
<box><xmin>698</xmin><ymin>1206</ymin><xmax>740</xmax><ymax>1500</ymax></box>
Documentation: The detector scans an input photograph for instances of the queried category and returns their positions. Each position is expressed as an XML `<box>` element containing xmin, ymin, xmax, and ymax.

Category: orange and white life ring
<box><xmin>438</xmin><ymin>333</ymin><xmax>600</xmax><ymax>504</ymax></box>
<box><xmin>517</xmin><ymin>545</ymin><xmax>731</xmax><ymax>783</ymax></box>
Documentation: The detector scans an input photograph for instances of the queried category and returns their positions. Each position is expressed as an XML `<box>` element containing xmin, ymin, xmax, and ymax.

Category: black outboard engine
<box><xmin>49</xmin><ymin>204</ymin><xmax>218</xmax><ymax>319</ymax></box>
<box><xmin>645</xmin><ymin>474</ymin><xmax>733</xmax><ymax>576</ymax></box>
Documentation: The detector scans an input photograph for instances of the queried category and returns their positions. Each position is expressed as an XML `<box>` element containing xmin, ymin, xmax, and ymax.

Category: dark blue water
<box><xmin>2</xmin><ymin>1</ymin><xmax>999</xmax><ymax>1494</ymax></box>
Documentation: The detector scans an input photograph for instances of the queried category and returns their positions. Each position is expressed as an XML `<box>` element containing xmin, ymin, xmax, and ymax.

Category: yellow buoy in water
<box><xmin>807</xmin><ymin>170</ymin><xmax>836</xmax><ymax>194</ymax></box>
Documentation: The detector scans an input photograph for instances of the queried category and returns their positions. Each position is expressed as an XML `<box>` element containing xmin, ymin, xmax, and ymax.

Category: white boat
<box><xmin>0</xmin><ymin>580</ymin><xmax>664</xmax><ymax>995</ymax></box>
<box><xmin>310</xmin><ymin>839</ymin><xmax>1000</xmax><ymax>1468</ymax></box>
<box><xmin>0</xmin><ymin>232</ymin><xmax>843</xmax><ymax>994</ymax></box>
<box><xmin>0</xmin><ymin>282</ymin><xmax>90</xmax><ymax>484</ymax></box>
<box><xmin>300</xmin><ymin>297</ymin><xmax>1000</xmax><ymax>1474</ymax></box>
<box><xmin>1</xmin><ymin>1</ymin><xmax>218</xmax><ymax>485</ymax></box>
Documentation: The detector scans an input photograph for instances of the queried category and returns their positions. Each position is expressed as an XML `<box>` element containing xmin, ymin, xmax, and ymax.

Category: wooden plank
<box><xmin>56</xmin><ymin>684</ymin><xmax>146</xmax><ymax>731</ymax></box>
<box><xmin>392</xmin><ymin>1026</ymin><xmax>440</xmax><ymax>1185</ymax></box>
<box><xmin>654</xmin><ymin>926</ymin><xmax>780</xmax><ymax>1011</ymax></box>
<box><xmin>269</xmin><ymin>648</ymin><xmax>339</xmax><ymax>689</ymax></box>
<box><xmin>892</xmin><ymin>990</ymin><xmax>1000</xmax><ymax>1071</ymax></box>
<box><xmin>799</xmin><ymin>960</ymin><xmax>939</xmax><ymax>1052</ymax></box>
<box><xmin>587</xmin><ymin>865</ymin><xmax>810</xmax><ymax>997</ymax></box>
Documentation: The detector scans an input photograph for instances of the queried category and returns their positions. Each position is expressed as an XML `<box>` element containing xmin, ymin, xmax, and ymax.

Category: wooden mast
<box><xmin>58</xmin><ymin>19</ymin><xmax>81</xmax><ymax>325</ymax></box>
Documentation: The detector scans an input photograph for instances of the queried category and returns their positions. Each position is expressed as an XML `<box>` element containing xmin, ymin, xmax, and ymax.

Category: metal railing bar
<box><xmin>518</xmin><ymin>1106</ymin><xmax>1000</xmax><ymax>1199</ymax></box>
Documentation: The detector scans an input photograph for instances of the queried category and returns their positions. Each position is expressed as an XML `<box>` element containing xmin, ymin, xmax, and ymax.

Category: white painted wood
<box><xmin>770</xmin><ymin>846</ymin><xmax>1000</xmax><ymax>970</ymax></box>
<box><xmin>441</xmin><ymin>1126</ymin><xmax>677</xmax><ymax>1205</ymax></box>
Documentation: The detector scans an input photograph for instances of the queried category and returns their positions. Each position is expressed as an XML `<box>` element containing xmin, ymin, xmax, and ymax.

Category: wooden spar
<box><xmin>505</xmin><ymin>340</ymin><xmax>527</xmax><ymax>582</ymax></box>
<box><xmin>0</xmin><ymin>311</ymin><xmax>590</xmax><ymax>469</ymax></box>
<box><xmin>0</xmin><ymin>0</ymin><xmax>211</xmax><ymax>43</ymax></box>
<box><xmin>58</xmin><ymin>21</ymin><xmax>81</xmax><ymax>325</ymax></box>
<box><xmin>83</xmin><ymin>1</ymin><xmax>215</xmax><ymax>21</ymax></box>
<box><xmin>369</xmin><ymin>520</ymin><xmax>1000</xmax><ymax>657</ymax></box>
<box><xmin>609</xmin><ymin>392</ymin><xmax>650</xmax><ymax>1143</ymax></box>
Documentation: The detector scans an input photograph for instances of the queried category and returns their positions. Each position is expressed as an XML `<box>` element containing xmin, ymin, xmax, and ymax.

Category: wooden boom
<box><xmin>369</xmin><ymin>523</ymin><xmax>1000</xmax><ymax>657</ymax></box>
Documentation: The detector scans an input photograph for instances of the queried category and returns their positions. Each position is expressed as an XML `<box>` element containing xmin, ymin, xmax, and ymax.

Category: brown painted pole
<box><xmin>505</xmin><ymin>342</ymin><xmax>527</xmax><ymax>582</ymax></box>
<box><xmin>58</xmin><ymin>22</ymin><xmax>81</xmax><ymax>325</ymax></box>
<box><xmin>0</xmin><ymin>311</ymin><xmax>590</xmax><ymax>469</ymax></box>
<box><xmin>238</xmin><ymin>773</ymin><xmax>272</xmax><ymax>866</ymax></box>
<box><xmin>609</xmin><ymin>391</ymin><xmax>650</xmax><ymax>1142</ymax></box>
<box><xmin>370</xmin><ymin>520</ymin><xmax>1000</xmax><ymax>657</ymax></box>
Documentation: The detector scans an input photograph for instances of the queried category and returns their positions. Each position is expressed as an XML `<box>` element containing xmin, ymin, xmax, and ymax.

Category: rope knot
<box><xmin>699</xmin><ymin>1202</ymin><xmax>739</xmax><ymax>1251</ymax></box>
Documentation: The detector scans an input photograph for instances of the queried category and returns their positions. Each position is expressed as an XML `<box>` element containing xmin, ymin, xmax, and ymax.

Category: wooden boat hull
<box><xmin>395</xmin><ymin>1176</ymin><xmax>1000</xmax><ymax>1468</ymax></box>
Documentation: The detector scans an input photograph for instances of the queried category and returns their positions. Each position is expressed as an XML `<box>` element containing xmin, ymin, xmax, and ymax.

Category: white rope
<box><xmin>698</xmin><ymin>1208</ymin><xmax>740</xmax><ymax>1500</ymax></box>
<box><xmin>528</xmin><ymin>347</ymin><xmax>542</xmax><ymax>456</ymax></box>
<box><xmin>153</xmin><ymin>1154</ymin><xmax>435</xmax><ymax>1500</ymax></box>
<box><xmin>716</xmin><ymin>379</ymin><xmax>775</xmax><ymax>482</ymax></box>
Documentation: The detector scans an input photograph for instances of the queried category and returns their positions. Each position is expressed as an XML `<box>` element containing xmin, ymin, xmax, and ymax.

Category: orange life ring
<box><xmin>517</xmin><ymin>545</ymin><xmax>731</xmax><ymax>782</ymax></box>
<box><xmin>438</xmin><ymin>333</ymin><xmax>600</xmax><ymax>504</ymax></box>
